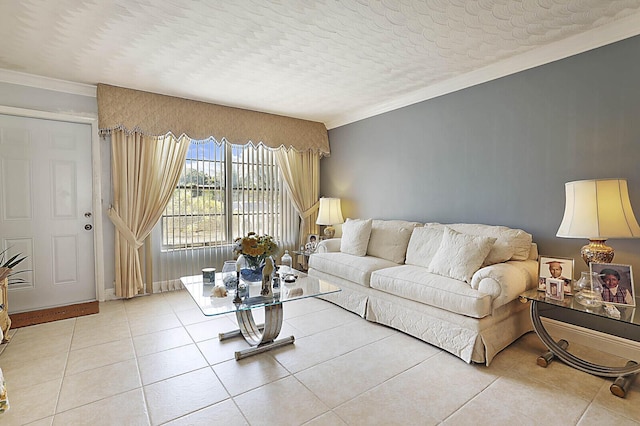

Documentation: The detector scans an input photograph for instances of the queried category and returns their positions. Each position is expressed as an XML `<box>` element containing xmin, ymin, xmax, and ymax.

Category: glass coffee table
<box><xmin>181</xmin><ymin>270</ymin><xmax>340</xmax><ymax>360</ymax></box>
<box><xmin>520</xmin><ymin>289</ymin><xmax>639</xmax><ymax>397</ymax></box>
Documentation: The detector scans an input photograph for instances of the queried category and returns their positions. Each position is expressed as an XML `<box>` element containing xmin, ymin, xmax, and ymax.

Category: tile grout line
<box><xmin>51</xmin><ymin>317</ymin><xmax>77</xmax><ymax>421</ymax></box>
<box><xmin>127</xmin><ymin>305</ymin><xmax>154</xmax><ymax>426</ymax></box>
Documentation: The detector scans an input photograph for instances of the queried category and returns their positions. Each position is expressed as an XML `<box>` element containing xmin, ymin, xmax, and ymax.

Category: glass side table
<box><xmin>520</xmin><ymin>289</ymin><xmax>639</xmax><ymax>397</ymax></box>
<box><xmin>293</xmin><ymin>250</ymin><xmax>314</xmax><ymax>271</ymax></box>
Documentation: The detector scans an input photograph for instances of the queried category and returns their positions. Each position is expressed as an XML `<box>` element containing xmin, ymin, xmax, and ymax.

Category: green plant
<box><xmin>0</xmin><ymin>248</ymin><xmax>28</xmax><ymax>284</ymax></box>
<box><xmin>1</xmin><ymin>250</ymin><xmax>26</xmax><ymax>269</ymax></box>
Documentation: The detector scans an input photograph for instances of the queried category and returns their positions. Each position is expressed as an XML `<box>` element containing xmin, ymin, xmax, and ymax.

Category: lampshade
<box><xmin>316</xmin><ymin>197</ymin><xmax>344</xmax><ymax>239</ymax></box>
<box><xmin>316</xmin><ymin>197</ymin><xmax>344</xmax><ymax>226</ymax></box>
<box><xmin>556</xmin><ymin>179</ymin><xmax>640</xmax><ymax>264</ymax></box>
<box><xmin>557</xmin><ymin>179</ymin><xmax>640</xmax><ymax>239</ymax></box>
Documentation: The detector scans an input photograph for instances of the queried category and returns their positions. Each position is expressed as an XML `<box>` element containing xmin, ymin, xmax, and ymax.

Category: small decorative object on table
<box><xmin>574</xmin><ymin>271</ymin><xmax>604</xmax><ymax>308</ymax></box>
<box><xmin>545</xmin><ymin>278</ymin><xmax>564</xmax><ymax>301</ymax></box>
<box><xmin>235</xmin><ymin>281</ymin><xmax>248</xmax><ymax>303</ymax></box>
<box><xmin>261</xmin><ymin>257</ymin><xmax>274</xmax><ymax>297</ymax></box>
<box><xmin>202</xmin><ymin>267</ymin><xmax>215</xmax><ymax>283</ymax></box>
<box><xmin>604</xmin><ymin>304</ymin><xmax>621</xmax><ymax>319</ymax></box>
<box><xmin>233</xmin><ymin>232</ymin><xmax>279</xmax><ymax>283</ymax></box>
<box><xmin>211</xmin><ymin>284</ymin><xmax>227</xmax><ymax>298</ymax></box>
<box><xmin>221</xmin><ymin>260</ymin><xmax>238</xmax><ymax>291</ymax></box>
<box><xmin>281</xmin><ymin>250</ymin><xmax>293</xmax><ymax>275</ymax></box>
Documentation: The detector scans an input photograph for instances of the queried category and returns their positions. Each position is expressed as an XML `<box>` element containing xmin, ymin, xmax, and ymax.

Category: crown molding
<box><xmin>0</xmin><ymin>68</ymin><xmax>96</xmax><ymax>97</ymax></box>
<box><xmin>325</xmin><ymin>13</ymin><xmax>640</xmax><ymax>130</ymax></box>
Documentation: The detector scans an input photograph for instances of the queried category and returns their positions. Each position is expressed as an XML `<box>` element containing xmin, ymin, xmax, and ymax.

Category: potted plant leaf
<box><xmin>0</xmin><ymin>248</ymin><xmax>28</xmax><ymax>284</ymax></box>
<box><xmin>0</xmin><ymin>248</ymin><xmax>27</xmax><ymax>343</ymax></box>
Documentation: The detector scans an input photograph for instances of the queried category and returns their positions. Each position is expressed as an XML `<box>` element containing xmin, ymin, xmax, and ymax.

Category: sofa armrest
<box><xmin>470</xmin><ymin>259</ymin><xmax>538</xmax><ymax>308</ymax></box>
<box><xmin>316</xmin><ymin>238</ymin><xmax>341</xmax><ymax>253</ymax></box>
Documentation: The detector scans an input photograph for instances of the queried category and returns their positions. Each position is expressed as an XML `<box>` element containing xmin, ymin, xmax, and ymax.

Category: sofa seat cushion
<box><xmin>309</xmin><ymin>252</ymin><xmax>398</xmax><ymax>287</ymax></box>
<box><xmin>370</xmin><ymin>265</ymin><xmax>493</xmax><ymax>318</ymax></box>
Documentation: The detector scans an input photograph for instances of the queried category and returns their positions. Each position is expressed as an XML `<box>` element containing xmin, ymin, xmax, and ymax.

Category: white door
<box><xmin>0</xmin><ymin>113</ymin><xmax>95</xmax><ymax>313</ymax></box>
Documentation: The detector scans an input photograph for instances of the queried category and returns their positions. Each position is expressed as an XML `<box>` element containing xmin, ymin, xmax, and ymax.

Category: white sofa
<box><xmin>308</xmin><ymin>219</ymin><xmax>539</xmax><ymax>365</ymax></box>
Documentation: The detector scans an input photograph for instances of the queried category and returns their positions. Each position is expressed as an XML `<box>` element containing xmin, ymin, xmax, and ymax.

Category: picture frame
<box><xmin>590</xmin><ymin>263</ymin><xmax>636</xmax><ymax>307</ymax></box>
<box><xmin>304</xmin><ymin>234</ymin><xmax>319</xmax><ymax>253</ymax></box>
<box><xmin>545</xmin><ymin>278</ymin><xmax>564</xmax><ymax>301</ymax></box>
<box><xmin>538</xmin><ymin>255</ymin><xmax>574</xmax><ymax>295</ymax></box>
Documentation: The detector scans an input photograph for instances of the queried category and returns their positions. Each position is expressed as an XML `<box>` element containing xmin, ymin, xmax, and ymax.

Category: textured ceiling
<box><xmin>1</xmin><ymin>0</ymin><xmax>640</xmax><ymax>129</ymax></box>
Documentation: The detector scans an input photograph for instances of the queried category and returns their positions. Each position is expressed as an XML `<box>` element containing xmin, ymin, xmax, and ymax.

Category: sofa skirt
<box><xmin>366</xmin><ymin>291</ymin><xmax>533</xmax><ymax>365</ymax></box>
<box><xmin>309</xmin><ymin>268</ymin><xmax>372</xmax><ymax>317</ymax></box>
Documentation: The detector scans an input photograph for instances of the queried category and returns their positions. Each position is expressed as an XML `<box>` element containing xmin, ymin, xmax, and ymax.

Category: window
<box><xmin>161</xmin><ymin>139</ymin><xmax>292</xmax><ymax>249</ymax></box>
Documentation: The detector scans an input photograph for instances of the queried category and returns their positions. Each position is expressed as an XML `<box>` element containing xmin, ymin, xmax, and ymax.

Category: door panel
<box><xmin>0</xmin><ymin>114</ymin><xmax>95</xmax><ymax>312</ymax></box>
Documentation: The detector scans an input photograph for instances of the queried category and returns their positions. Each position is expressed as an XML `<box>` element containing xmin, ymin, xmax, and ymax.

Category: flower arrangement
<box><xmin>233</xmin><ymin>232</ymin><xmax>279</xmax><ymax>270</ymax></box>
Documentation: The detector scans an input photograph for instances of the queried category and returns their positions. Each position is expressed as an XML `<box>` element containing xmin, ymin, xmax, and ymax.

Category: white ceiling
<box><xmin>1</xmin><ymin>0</ymin><xmax>640</xmax><ymax>129</ymax></box>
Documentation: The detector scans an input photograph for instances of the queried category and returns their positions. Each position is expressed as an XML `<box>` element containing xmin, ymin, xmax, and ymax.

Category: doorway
<box><xmin>0</xmin><ymin>109</ymin><xmax>104</xmax><ymax>313</ymax></box>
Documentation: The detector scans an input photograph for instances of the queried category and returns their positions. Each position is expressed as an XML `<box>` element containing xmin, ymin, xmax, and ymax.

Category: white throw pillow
<box><xmin>405</xmin><ymin>225</ymin><xmax>445</xmax><ymax>268</ymax></box>
<box><xmin>448</xmin><ymin>223</ymin><xmax>532</xmax><ymax>264</ymax></box>
<box><xmin>340</xmin><ymin>218</ymin><xmax>373</xmax><ymax>256</ymax></box>
<box><xmin>427</xmin><ymin>227</ymin><xmax>496</xmax><ymax>283</ymax></box>
<box><xmin>366</xmin><ymin>220</ymin><xmax>422</xmax><ymax>263</ymax></box>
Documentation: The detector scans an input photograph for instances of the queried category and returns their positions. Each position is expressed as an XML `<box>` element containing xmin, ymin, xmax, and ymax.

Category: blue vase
<box><xmin>240</xmin><ymin>266</ymin><xmax>263</xmax><ymax>283</ymax></box>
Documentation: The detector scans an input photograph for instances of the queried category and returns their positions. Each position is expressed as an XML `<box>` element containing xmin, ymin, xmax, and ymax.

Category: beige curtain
<box><xmin>108</xmin><ymin>131</ymin><xmax>191</xmax><ymax>298</ymax></box>
<box><xmin>275</xmin><ymin>148</ymin><xmax>321</xmax><ymax>248</ymax></box>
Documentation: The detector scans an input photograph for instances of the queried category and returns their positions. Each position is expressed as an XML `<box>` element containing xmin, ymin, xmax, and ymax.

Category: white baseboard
<box><xmin>102</xmin><ymin>280</ymin><xmax>183</xmax><ymax>302</ymax></box>
<box><xmin>153</xmin><ymin>279</ymin><xmax>184</xmax><ymax>293</ymax></box>
<box><xmin>541</xmin><ymin>317</ymin><xmax>640</xmax><ymax>361</ymax></box>
<box><xmin>104</xmin><ymin>288</ymin><xmax>117</xmax><ymax>301</ymax></box>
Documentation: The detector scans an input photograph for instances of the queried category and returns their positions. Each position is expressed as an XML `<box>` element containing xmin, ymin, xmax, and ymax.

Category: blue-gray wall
<box><xmin>323</xmin><ymin>35</ymin><xmax>640</xmax><ymax>278</ymax></box>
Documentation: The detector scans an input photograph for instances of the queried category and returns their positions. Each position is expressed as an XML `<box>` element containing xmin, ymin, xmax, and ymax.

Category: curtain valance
<box><xmin>97</xmin><ymin>83</ymin><xmax>330</xmax><ymax>156</ymax></box>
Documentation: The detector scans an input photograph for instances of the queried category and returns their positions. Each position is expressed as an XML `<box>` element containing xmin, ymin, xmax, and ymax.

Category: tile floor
<box><xmin>0</xmin><ymin>290</ymin><xmax>639</xmax><ymax>425</ymax></box>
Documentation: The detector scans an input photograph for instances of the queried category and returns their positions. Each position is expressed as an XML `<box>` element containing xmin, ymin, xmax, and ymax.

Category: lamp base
<box><xmin>323</xmin><ymin>226</ymin><xmax>335</xmax><ymax>239</ymax></box>
<box><xmin>580</xmin><ymin>239</ymin><xmax>614</xmax><ymax>266</ymax></box>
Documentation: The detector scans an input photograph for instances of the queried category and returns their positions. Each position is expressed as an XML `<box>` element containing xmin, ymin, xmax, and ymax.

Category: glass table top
<box><xmin>181</xmin><ymin>270</ymin><xmax>340</xmax><ymax>317</ymax></box>
<box><xmin>520</xmin><ymin>288</ymin><xmax>639</xmax><ymax>327</ymax></box>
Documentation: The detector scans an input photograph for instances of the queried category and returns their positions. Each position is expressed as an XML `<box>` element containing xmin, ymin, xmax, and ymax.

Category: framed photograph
<box><xmin>590</xmin><ymin>263</ymin><xmax>635</xmax><ymax>307</ymax></box>
<box><xmin>538</xmin><ymin>256</ymin><xmax>574</xmax><ymax>295</ymax></box>
<box><xmin>545</xmin><ymin>278</ymin><xmax>564</xmax><ymax>301</ymax></box>
<box><xmin>304</xmin><ymin>234</ymin><xmax>319</xmax><ymax>253</ymax></box>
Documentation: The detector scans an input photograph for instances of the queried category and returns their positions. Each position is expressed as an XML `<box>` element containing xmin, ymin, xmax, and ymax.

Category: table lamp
<box><xmin>556</xmin><ymin>179</ymin><xmax>640</xmax><ymax>265</ymax></box>
<box><xmin>316</xmin><ymin>197</ymin><xmax>344</xmax><ymax>239</ymax></box>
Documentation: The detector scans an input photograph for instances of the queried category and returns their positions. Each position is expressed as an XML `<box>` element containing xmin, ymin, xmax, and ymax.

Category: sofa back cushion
<box><xmin>366</xmin><ymin>220</ymin><xmax>422</xmax><ymax>263</ymax></box>
<box><xmin>405</xmin><ymin>222</ymin><xmax>533</xmax><ymax>268</ymax></box>
<box><xmin>448</xmin><ymin>223</ymin><xmax>532</xmax><ymax>264</ymax></box>
<box><xmin>340</xmin><ymin>218</ymin><xmax>373</xmax><ymax>256</ymax></box>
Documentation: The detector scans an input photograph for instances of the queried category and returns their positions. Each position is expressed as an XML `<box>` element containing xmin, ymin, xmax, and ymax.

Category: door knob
<box><xmin>84</xmin><ymin>224</ymin><xmax>93</xmax><ymax>231</ymax></box>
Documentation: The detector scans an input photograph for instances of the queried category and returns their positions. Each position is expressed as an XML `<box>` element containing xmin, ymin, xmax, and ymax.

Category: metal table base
<box><xmin>530</xmin><ymin>300</ymin><xmax>640</xmax><ymax>398</ymax></box>
<box><xmin>219</xmin><ymin>302</ymin><xmax>295</xmax><ymax>360</ymax></box>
